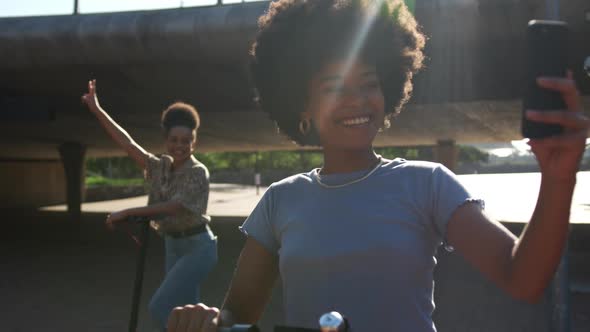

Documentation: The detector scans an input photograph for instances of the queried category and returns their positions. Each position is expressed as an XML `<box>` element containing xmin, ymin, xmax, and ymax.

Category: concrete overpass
<box><xmin>1</xmin><ymin>0</ymin><xmax>589</xmax><ymax>211</ymax></box>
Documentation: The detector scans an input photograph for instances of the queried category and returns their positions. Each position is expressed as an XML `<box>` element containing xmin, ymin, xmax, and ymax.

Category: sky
<box><xmin>0</xmin><ymin>0</ymin><xmax>417</xmax><ymax>17</ymax></box>
<box><xmin>0</xmin><ymin>0</ymin><xmax>257</xmax><ymax>17</ymax></box>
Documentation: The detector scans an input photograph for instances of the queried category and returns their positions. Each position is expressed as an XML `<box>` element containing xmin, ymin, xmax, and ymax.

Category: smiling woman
<box><xmin>250</xmin><ymin>0</ymin><xmax>424</xmax><ymax>148</ymax></box>
<box><xmin>81</xmin><ymin>79</ymin><xmax>218</xmax><ymax>331</ymax></box>
<box><xmin>165</xmin><ymin>0</ymin><xmax>589</xmax><ymax>331</ymax></box>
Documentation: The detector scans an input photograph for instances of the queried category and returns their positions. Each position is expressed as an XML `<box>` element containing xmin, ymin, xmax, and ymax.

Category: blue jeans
<box><xmin>148</xmin><ymin>227</ymin><xmax>218</xmax><ymax>330</ymax></box>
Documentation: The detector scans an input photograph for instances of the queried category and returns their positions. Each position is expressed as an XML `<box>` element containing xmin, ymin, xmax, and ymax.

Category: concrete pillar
<box><xmin>433</xmin><ymin>139</ymin><xmax>458</xmax><ymax>171</ymax></box>
<box><xmin>58</xmin><ymin>142</ymin><xmax>86</xmax><ymax>221</ymax></box>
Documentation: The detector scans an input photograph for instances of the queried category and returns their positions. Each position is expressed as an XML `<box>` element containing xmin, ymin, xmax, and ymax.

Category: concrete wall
<box><xmin>0</xmin><ymin>160</ymin><xmax>66</xmax><ymax>208</ymax></box>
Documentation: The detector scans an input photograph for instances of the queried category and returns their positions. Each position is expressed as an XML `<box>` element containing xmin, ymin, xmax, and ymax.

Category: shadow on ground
<box><xmin>1</xmin><ymin>210</ymin><xmax>588</xmax><ymax>331</ymax></box>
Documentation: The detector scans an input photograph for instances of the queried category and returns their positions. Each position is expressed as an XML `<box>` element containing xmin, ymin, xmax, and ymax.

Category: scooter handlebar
<box><xmin>218</xmin><ymin>325</ymin><xmax>260</xmax><ymax>332</ymax></box>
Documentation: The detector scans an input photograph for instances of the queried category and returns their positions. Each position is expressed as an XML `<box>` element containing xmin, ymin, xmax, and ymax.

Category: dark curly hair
<box><xmin>161</xmin><ymin>102</ymin><xmax>201</xmax><ymax>136</ymax></box>
<box><xmin>250</xmin><ymin>0</ymin><xmax>425</xmax><ymax>146</ymax></box>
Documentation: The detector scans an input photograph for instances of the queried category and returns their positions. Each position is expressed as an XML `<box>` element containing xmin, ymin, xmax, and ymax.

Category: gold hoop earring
<box><xmin>299</xmin><ymin>118</ymin><xmax>311</xmax><ymax>136</ymax></box>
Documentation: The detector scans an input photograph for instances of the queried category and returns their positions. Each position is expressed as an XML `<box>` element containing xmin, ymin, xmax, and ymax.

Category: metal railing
<box><xmin>2</xmin><ymin>0</ymin><xmax>268</xmax><ymax>18</ymax></box>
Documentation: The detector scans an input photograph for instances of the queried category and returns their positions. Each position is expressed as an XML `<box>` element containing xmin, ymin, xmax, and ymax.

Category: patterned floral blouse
<box><xmin>144</xmin><ymin>153</ymin><xmax>210</xmax><ymax>234</ymax></box>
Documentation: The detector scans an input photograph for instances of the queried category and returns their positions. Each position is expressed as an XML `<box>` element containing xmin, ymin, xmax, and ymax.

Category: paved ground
<box><xmin>3</xmin><ymin>172</ymin><xmax>590</xmax><ymax>332</ymax></box>
<box><xmin>42</xmin><ymin>172</ymin><xmax>590</xmax><ymax>224</ymax></box>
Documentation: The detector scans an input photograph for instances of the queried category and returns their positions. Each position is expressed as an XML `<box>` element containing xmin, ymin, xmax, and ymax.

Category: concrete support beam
<box><xmin>434</xmin><ymin>139</ymin><xmax>459</xmax><ymax>171</ymax></box>
<box><xmin>58</xmin><ymin>142</ymin><xmax>86</xmax><ymax>221</ymax></box>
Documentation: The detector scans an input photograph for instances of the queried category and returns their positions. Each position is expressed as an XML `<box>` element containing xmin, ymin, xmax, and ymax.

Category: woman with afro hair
<box><xmin>82</xmin><ymin>80</ymin><xmax>217</xmax><ymax>331</ymax></box>
<box><xmin>167</xmin><ymin>0</ymin><xmax>588</xmax><ymax>331</ymax></box>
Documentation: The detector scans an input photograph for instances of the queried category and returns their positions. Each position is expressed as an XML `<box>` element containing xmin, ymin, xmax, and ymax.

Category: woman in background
<box><xmin>82</xmin><ymin>80</ymin><xmax>217</xmax><ymax>331</ymax></box>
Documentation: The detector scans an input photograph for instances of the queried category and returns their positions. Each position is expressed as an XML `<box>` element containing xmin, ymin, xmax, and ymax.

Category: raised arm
<box><xmin>82</xmin><ymin>79</ymin><xmax>149</xmax><ymax>169</ymax></box>
<box><xmin>166</xmin><ymin>238</ymin><xmax>279</xmax><ymax>332</ymax></box>
<box><xmin>446</xmin><ymin>73</ymin><xmax>588</xmax><ymax>303</ymax></box>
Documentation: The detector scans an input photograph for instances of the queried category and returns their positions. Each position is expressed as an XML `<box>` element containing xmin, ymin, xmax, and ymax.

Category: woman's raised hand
<box><xmin>525</xmin><ymin>71</ymin><xmax>589</xmax><ymax>180</ymax></box>
<box><xmin>81</xmin><ymin>79</ymin><xmax>101</xmax><ymax>113</ymax></box>
<box><xmin>167</xmin><ymin>304</ymin><xmax>222</xmax><ymax>332</ymax></box>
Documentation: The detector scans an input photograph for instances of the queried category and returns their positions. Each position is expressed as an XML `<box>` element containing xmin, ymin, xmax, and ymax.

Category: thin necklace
<box><xmin>315</xmin><ymin>156</ymin><xmax>384</xmax><ymax>189</ymax></box>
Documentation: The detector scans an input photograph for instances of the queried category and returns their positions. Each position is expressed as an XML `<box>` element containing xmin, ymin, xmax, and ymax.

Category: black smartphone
<box><xmin>521</xmin><ymin>20</ymin><xmax>569</xmax><ymax>139</ymax></box>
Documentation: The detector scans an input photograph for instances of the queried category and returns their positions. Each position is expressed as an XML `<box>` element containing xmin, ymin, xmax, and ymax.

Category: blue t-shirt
<box><xmin>241</xmin><ymin>158</ymin><xmax>482</xmax><ymax>332</ymax></box>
